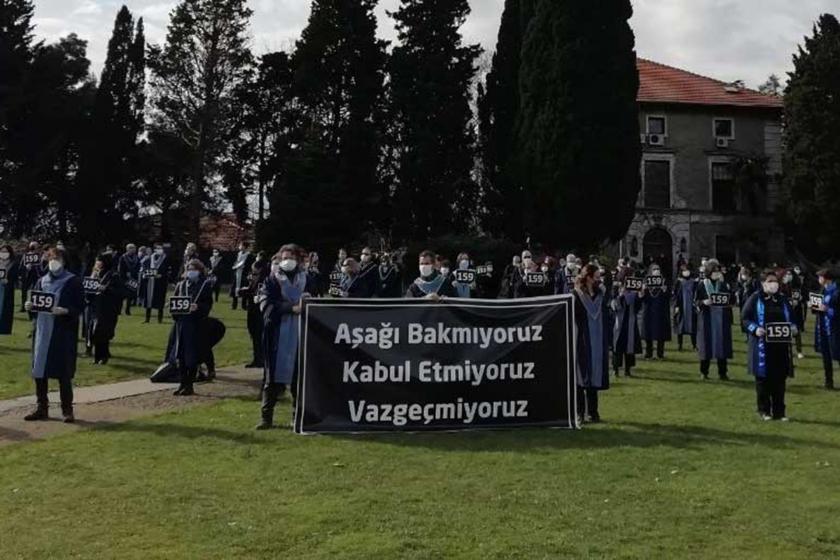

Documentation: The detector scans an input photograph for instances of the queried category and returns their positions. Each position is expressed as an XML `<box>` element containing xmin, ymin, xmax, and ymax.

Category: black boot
<box><xmin>62</xmin><ymin>406</ymin><xmax>75</xmax><ymax>424</ymax></box>
<box><xmin>24</xmin><ymin>406</ymin><xmax>49</xmax><ymax>421</ymax></box>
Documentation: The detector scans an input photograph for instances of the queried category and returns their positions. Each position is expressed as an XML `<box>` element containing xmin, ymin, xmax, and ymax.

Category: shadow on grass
<box><xmin>90</xmin><ymin>419</ymin><xmax>266</xmax><ymax>445</ymax></box>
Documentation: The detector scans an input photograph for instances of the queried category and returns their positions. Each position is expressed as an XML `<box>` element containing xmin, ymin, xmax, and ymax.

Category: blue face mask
<box><xmin>187</xmin><ymin>270</ymin><xmax>200</xmax><ymax>282</ymax></box>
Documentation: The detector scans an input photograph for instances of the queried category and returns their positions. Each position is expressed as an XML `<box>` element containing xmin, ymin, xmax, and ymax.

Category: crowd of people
<box><xmin>0</xmin><ymin>240</ymin><xmax>836</xmax><ymax>429</ymax></box>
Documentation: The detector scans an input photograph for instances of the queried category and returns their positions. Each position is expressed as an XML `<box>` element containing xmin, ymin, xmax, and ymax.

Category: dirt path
<box><xmin>0</xmin><ymin>367</ymin><xmax>262</xmax><ymax>446</ymax></box>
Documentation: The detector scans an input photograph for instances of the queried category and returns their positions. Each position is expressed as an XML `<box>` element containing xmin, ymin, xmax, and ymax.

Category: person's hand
<box><xmin>24</xmin><ymin>301</ymin><xmax>32</xmax><ymax>312</ymax></box>
<box><xmin>755</xmin><ymin>327</ymin><xmax>766</xmax><ymax>338</ymax></box>
<box><xmin>302</xmin><ymin>292</ymin><xmax>311</xmax><ymax>300</ymax></box>
<box><xmin>292</xmin><ymin>303</ymin><xmax>302</xmax><ymax>314</ymax></box>
<box><xmin>425</xmin><ymin>293</ymin><xmax>441</xmax><ymax>301</ymax></box>
<box><xmin>703</xmin><ymin>299</ymin><xmax>712</xmax><ymax>306</ymax></box>
<box><xmin>189</xmin><ymin>303</ymin><xmax>198</xmax><ymax>312</ymax></box>
<box><xmin>818</xmin><ymin>303</ymin><xmax>827</xmax><ymax>312</ymax></box>
<box><xmin>52</xmin><ymin>306</ymin><xmax>69</xmax><ymax>316</ymax></box>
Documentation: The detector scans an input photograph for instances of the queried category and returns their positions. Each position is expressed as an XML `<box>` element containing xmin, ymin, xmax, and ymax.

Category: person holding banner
<box><xmin>376</xmin><ymin>253</ymin><xmax>402</xmax><ymax>298</ymax></box>
<box><xmin>573</xmin><ymin>264</ymin><xmax>610</xmax><ymax>423</ymax></box>
<box><xmin>814</xmin><ymin>269</ymin><xmax>839</xmax><ymax>390</ymax></box>
<box><xmin>674</xmin><ymin>263</ymin><xmax>698</xmax><ymax>351</ymax></box>
<box><xmin>643</xmin><ymin>266</ymin><xmax>671</xmax><ymax>360</ymax></box>
<box><xmin>167</xmin><ymin>259</ymin><xmax>214</xmax><ymax>396</ymax></box>
<box><xmin>0</xmin><ymin>244</ymin><xmax>19</xmax><ymax>335</ymax></box>
<box><xmin>340</xmin><ymin>258</ymin><xmax>376</xmax><ymax>298</ymax></box>
<box><xmin>406</xmin><ymin>250</ymin><xmax>458</xmax><ymax>299</ymax></box>
<box><xmin>257</xmin><ymin>245</ymin><xmax>315</xmax><ymax>429</ymax></box>
<box><xmin>695</xmin><ymin>259</ymin><xmax>734</xmax><ymax>381</ymax></box>
<box><xmin>612</xmin><ymin>270</ymin><xmax>643</xmax><ymax>377</ymax></box>
<box><xmin>23</xmin><ymin>248</ymin><xmax>84</xmax><ymax>423</ymax></box>
<box><xmin>142</xmin><ymin>244</ymin><xmax>170</xmax><ymax>324</ymax></box>
<box><xmin>742</xmin><ymin>271</ymin><xmax>795</xmax><ymax>420</ymax></box>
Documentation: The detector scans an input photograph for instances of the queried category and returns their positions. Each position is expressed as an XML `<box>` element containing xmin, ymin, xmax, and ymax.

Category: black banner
<box><xmin>294</xmin><ymin>296</ymin><xmax>577</xmax><ymax>434</ymax></box>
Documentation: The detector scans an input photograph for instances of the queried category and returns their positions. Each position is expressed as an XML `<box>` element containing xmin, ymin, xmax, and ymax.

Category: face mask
<box><xmin>213</xmin><ymin>252</ymin><xmax>220</xmax><ymax>257</ymax></box>
<box><xmin>48</xmin><ymin>260</ymin><xmax>64</xmax><ymax>274</ymax></box>
<box><xmin>567</xmin><ymin>263</ymin><xmax>576</xmax><ymax>270</ymax></box>
<box><xmin>341</xmin><ymin>266</ymin><xmax>350</xmax><ymax>275</ymax></box>
<box><xmin>279</xmin><ymin>259</ymin><xmax>297</xmax><ymax>272</ymax></box>
<box><xmin>783</xmin><ymin>274</ymin><xmax>793</xmax><ymax>284</ymax></box>
<box><xmin>186</xmin><ymin>270</ymin><xmax>200</xmax><ymax>282</ymax></box>
<box><xmin>523</xmin><ymin>258</ymin><xmax>533</xmax><ymax>267</ymax></box>
<box><xmin>361</xmin><ymin>255</ymin><xmax>371</xmax><ymax>263</ymax></box>
<box><xmin>460</xmin><ymin>260</ymin><xmax>470</xmax><ymax>269</ymax></box>
<box><xmin>56</xmin><ymin>245</ymin><xmax>65</xmax><ymax>251</ymax></box>
<box><xmin>682</xmin><ymin>270</ymin><xmax>691</xmax><ymax>278</ymax></box>
<box><xmin>712</xmin><ymin>272</ymin><xmax>723</xmax><ymax>281</ymax></box>
<box><xmin>764</xmin><ymin>282</ymin><xmax>780</xmax><ymax>295</ymax></box>
<box><xmin>541</xmin><ymin>266</ymin><xmax>549</xmax><ymax>273</ymax></box>
<box><xmin>155</xmin><ymin>249</ymin><xmax>163</xmax><ymax>256</ymax></box>
<box><xmin>419</xmin><ymin>264</ymin><xmax>434</xmax><ymax>278</ymax></box>
<box><xmin>794</xmin><ymin>268</ymin><xmax>801</xmax><ymax>275</ymax></box>
<box><xmin>441</xmin><ymin>267</ymin><xmax>450</xmax><ymax>276</ymax></box>
<box><xmin>651</xmin><ymin>271</ymin><xmax>662</xmax><ymax>277</ymax></box>
<box><xmin>0</xmin><ymin>252</ymin><xmax>9</xmax><ymax>260</ymax></box>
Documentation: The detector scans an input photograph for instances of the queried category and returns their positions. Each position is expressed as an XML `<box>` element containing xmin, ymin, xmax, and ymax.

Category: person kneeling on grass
<box><xmin>256</xmin><ymin>245</ymin><xmax>315</xmax><ymax>430</ymax></box>
<box><xmin>168</xmin><ymin>259</ymin><xmax>213</xmax><ymax>397</ymax></box>
<box><xmin>24</xmin><ymin>248</ymin><xmax>84</xmax><ymax>423</ymax></box>
<box><xmin>742</xmin><ymin>270</ymin><xmax>795</xmax><ymax>422</ymax></box>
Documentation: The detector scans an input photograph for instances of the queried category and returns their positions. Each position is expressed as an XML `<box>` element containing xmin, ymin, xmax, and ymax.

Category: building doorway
<box><xmin>643</xmin><ymin>227</ymin><xmax>674</xmax><ymax>280</ymax></box>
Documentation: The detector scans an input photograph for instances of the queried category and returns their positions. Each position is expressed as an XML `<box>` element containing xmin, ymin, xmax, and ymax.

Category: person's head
<box><xmin>255</xmin><ymin>250</ymin><xmax>267</xmax><ymax>263</ymax></box>
<box><xmin>96</xmin><ymin>254</ymin><xmax>114</xmax><ymax>273</ymax></box>
<box><xmin>55</xmin><ymin>240</ymin><xmax>66</xmax><ymax>252</ymax></box>
<box><xmin>360</xmin><ymin>247</ymin><xmax>373</xmax><ymax>265</ymax></box>
<box><xmin>185</xmin><ymin>242</ymin><xmax>197</xmax><ymax>254</ymax></box>
<box><xmin>794</xmin><ymin>265</ymin><xmax>802</xmax><ymax>275</ymax></box>
<box><xmin>782</xmin><ymin>269</ymin><xmax>794</xmax><ymax>284</ymax></box>
<box><xmin>338</xmin><ymin>248</ymin><xmax>347</xmax><ymax>261</ymax></box>
<box><xmin>706</xmin><ymin>259</ymin><xmax>722</xmax><ymax>280</ymax></box>
<box><xmin>342</xmin><ymin>257</ymin><xmax>359</xmax><ymax>277</ymax></box>
<box><xmin>212</xmin><ymin>247</ymin><xmax>220</xmax><ymax>257</ymax></box>
<box><xmin>154</xmin><ymin>244</ymin><xmax>164</xmax><ymax>256</ymax></box>
<box><xmin>457</xmin><ymin>253</ymin><xmax>470</xmax><ymax>270</ymax></box>
<box><xmin>544</xmin><ymin>256</ymin><xmax>557</xmax><ymax>273</ymax></box>
<box><xmin>419</xmin><ymin>250</ymin><xmax>436</xmax><ymax>278</ymax></box>
<box><xmin>617</xmin><ymin>257</ymin><xmax>627</xmax><ymax>269</ymax></box>
<box><xmin>380</xmin><ymin>253</ymin><xmax>391</xmax><ymax>267</ymax></box>
<box><xmin>817</xmin><ymin>269</ymin><xmax>835</xmax><ymax>287</ymax></box>
<box><xmin>309</xmin><ymin>252</ymin><xmax>320</xmax><ymax>268</ymax></box>
<box><xmin>239</xmin><ymin>241</ymin><xmax>250</xmax><ymax>253</ymax></box>
<box><xmin>46</xmin><ymin>248</ymin><xmax>66</xmax><ymax>276</ymax></box>
<box><xmin>0</xmin><ymin>245</ymin><xmax>12</xmax><ymax>261</ymax></box>
<box><xmin>125</xmin><ymin>243</ymin><xmax>136</xmax><ymax>255</ymax></box>
<box><xmin>521</xmin><ymin>250</ymin><xmax>534</xmax><ymax>269</ymax></box>
<box><xmin>184</xmin><ymin>258</ymin><xmax>206</xmax><ymax>282</ymax></box>
<box><xmin>274</xmin><ymin>244</ymin><xmax>303</xmax><ymax>275</ymax></box>
<box><xmin>440</xmin><ymin>259</ymin><xmax>452</xmax><ymax>276</ymax></box>
<box><xmin>28</xmin><ymin>241</ymin><xmax>40</xmax><ymax>251</ymax></box>
<box><xmin>739</xmin><ymin>266</ymin><xmax>752</xmax><ymax>280</ymax></box>
<box><xmin>761</xmin><ymin>270</ymin><xmax>780</xmax><ymax>295</ymax></box>
<box><xmin>650</xmin><ymin>264</ymin><xmax>662</xmax><ymax>277</ymax></box>
<box><xmin>512</xmin><ymin>255</ymin><xmax>522</xmax><ymax>267</ymax></box>
<box><xmin>576</xmin><ymin>264</ymin><xmax>601</xmax><ymax>293</ymax></box>
<box><xmin>680</xmin><ymin>263</ymin><xmax>692</xmax><ymax>278</ymax></box>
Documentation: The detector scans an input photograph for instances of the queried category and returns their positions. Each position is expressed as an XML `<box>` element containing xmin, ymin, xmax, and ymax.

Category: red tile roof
<box><xmin>638</xmin><ymin>58</ymin><xmax>783</xmax><ymax>109</ymax></box>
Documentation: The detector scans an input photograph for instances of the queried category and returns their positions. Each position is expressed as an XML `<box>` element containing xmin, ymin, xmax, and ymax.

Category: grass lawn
<box><xmin>1</xmin><ymin>310</ymin><xmax>839</xmax><ymax>558</ymax></box>
<box><xmin>0</xmin><ymin>292</ymin><xmax>252</xmax><ymax>400</ymax></box>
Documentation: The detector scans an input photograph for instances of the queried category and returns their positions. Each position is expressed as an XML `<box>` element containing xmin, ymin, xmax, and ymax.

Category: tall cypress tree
<box><xmin>77</xmin><ymin>6</ymin><xmax>146</xmax><ymax>245</ymax></box>
<box><xmin>784</xmin><ymin>14</ymin><xmax>840</xmax><ymax>261</ymax></box>
<box><xmin>265</xmin><ymin>0</ymin><xmax>387</xmax><ymax>251</ymax></box>
<box><xmin>388</xmin><ymin>0</ymin><xmax>482</xmax><ymax>240</ymax></box>
<box><xmin>516</xmin><ymin>0</ymin><xmax>640</xmax><ymax>250</ymax></box>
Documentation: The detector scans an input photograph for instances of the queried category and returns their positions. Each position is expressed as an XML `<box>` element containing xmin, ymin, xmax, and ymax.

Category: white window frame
<box><xmin>641</xmin><ymin>153</ymin><xmax>676</xmax><ymax>210</ymax></box>
<box><xmin>708</xmin><ymin>156</ymin><xmax>735</xmax><ymax>211</ymax></box>
<box><xmin>713</xmin><ymin>117</ymin><xmax>735</xmax><ymax>140</ymax></box>
<box><xmin>646</xmin><ymin>114</ymin><xmax>668</xmax><ymax>137</ymax></box>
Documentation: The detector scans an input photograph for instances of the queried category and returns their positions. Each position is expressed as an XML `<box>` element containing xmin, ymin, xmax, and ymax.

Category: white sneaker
<box><xmin>780</xmin><ymin>417</ymin><xmax>790</xmax><ymax>422</ymax></box>
<box><xmin>797</xmin><ymin>353</ymin><xmax>805</xmax><ymax>359</ymax></box>
<box><xmin>760</xmin><ymin>414</ymin><xmax>772</xmax><ymax>421</ymax></box>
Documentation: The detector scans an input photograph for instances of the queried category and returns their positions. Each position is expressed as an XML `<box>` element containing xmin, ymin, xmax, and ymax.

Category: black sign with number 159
<box><xmin>765</xmin><ymin>322</ymin><xmax>792</xmax><ymax>343</ymax></box>
<box><xmin>29</xmin><ymin>291</ymin><xmax>56</xmax><ymax>313</ymax></box>
<box><xmin>169</xmin><ymin>296</ymin><xmax>192</xmax><ymax>315</ymax></box>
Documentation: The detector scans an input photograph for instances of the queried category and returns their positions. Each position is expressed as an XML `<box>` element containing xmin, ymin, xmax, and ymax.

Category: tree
<box><xmin>516</xmin><ymin>0</ymin><xmax>641</xmax><ymax>250</ymax></box>
<box><xmin>388</xmin><ymin>0</ymin><xmax>482</xmax><ymax>240</ymax></box>
<box><xmin>148</xmin><ymin>0</ymin><xmax>254</xmax><ymax>240</ymax></box>
<box><xmin>76</xmin><ymin>6</ymin><xmax>146</xmax><ymax>246</ymax></box>
<box><xmin>758</xmin><ymin>73</ymin><xmax>783</xmax><ymax>96</ymax></box>
<box><xmin>263</xmin><ymin>0</ymin><xmax>387</xmax><ymax>251</ymax></box>
<box><xmin>784</xmin><ymin>14</ymin><xmax>840</xmax><ymax>261</ymax></box>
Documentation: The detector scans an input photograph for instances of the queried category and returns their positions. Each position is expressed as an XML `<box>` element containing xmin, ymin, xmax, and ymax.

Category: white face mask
<box><xmin>523</xmin><ymin>257</ymin><xmax>533</xmax><ymax>267</ymax></box>
<box><xmin>682</xmin><ymin>270</ymin><xmax>691</xmax><ymax>278</ymax></box>
<box><xmin>440</xmin><ymin>267</ymin><xmax>450</xmax><ymax>276</ymax></box>
<box><xmin>712</xmin><ymin>272</ymin><xmax>723</xmax><ymax>281</ymax></box>
<box><xmin>360</xmin><ymin>255</ymin><xmax>371</xmax><ymax>263</ymax></box>
<box><xmin>48</xmin><ymin>260</ymin><xmax>63</xmax><ymax>274</ymax></box>
<box><xmin>783</xmin><ymin>274</ymin><xmax>793</xmax><ymax>284</ymax></box>
<box><xmin>541</xmin><ymin>266</ymin><xmax>549</xmax><ymax>273</ymax></box>
<box><xmin>279</xmin><ymin>259</ymin><xmax>297</xmax><ymax>272</ymax></box>
<box><xmin>460</xmin><ymin>260</ymin><xmax>469</xmax><ymax>269</ymax></box>
<box><xmin>0</xmin><ymin>252</ymin><xmax>9</xmax><ymax>260</ymax></box>
<box><xmin>764</xmin><ymin>282</ymin><xmax>780</xmax><ymax>295</ymax></box>
<box><xmin>419</xmin><ymin>264</ymin><xmax>434</xmax><ymax>278</ymax></box>
<box><xmin>651</xmin><ymin>271</ymin><xmax>662</xmax><ymax>277</ymax></box>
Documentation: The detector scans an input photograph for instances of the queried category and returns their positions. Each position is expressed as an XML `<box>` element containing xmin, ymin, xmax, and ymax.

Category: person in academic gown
<box><xmin>736</xmin><ymin>266</ymin><xmax>761</xmax><ymax>331</ymax></box>
<box><xmin>695</xmin><ymin>259</ymin><xmax>734</xmax><ymax>381</ymax></box>
<box><xmin>405</xmin><ymin>250</ymin><xmax>458</xmax><ymax>299</ymax></box>
<box><xmin>450</xmin><ymin>253</ymin><xmax>475</xmax><ymax>299</ymax></box>
<box><xmin>572</xmin><ymin>264</ymin><xmax>611</xmax><ymax>424</ymax></box>
<box><xmin>305</xmin><ymin>252</ymin><xmax>325</xmax><ymax>297</ymax></box>
<box><xmin>118</xmin><ymin>244</ymin><xmax>140</xmax><ymax>315</ymax></box>
<box><xmin>498</xmin><ymin>255</ymin><xmax>521</xmax><ymax>299</ymax></box>
<box><xmin>612</xmin><ymin>271</ymin><xmax>643</xmax><ymax>377</ymax></box>
<box><xmin>814</xmin><ymin>268</ymin><xmax>840</xmax><ymax>390</ymax></box>
<box><xmin>673</xmin><ymin>264</ymin><xmax>698</xmax><ymax>351</ymax></box>
<box><xmin>0</xmin><ymin>245</ymin><xmax>20</xmax><ymax>335</ymax></box>
<box><xmin>376</xmin><ymin>252</ymin><xmax>402</xmax><ymax>298</ymax></box>
<box><xmin>230</xmin><ymin>241</ymin><xmax>255</xmax><ymax>310</ymax></box>
<box><xmin>22</xmin><ymin>242</ymin><xmax>47</xmax><ymax>318</ymax></box>
<box><xmin>513</xmin><ymin>253</ymin><xmax>551</xmax><ymax>298</ymax></box>
<box><xmin>209</xmin><ymin>248</ymin><xmax>224</xmax><ymax>302</ymax></box>
<box><xmin>89</xmin><ymin>254</ymin><xmax>123</xmax><ymax>365</ymax></box>
<box><xmin>167</xmin><ymin>259</ymin><xmax>214</xmax><ymax>396</ymax></box>
<box><xmin>23</xmin><ymin>248</ymin><xmax>84</xmax><ymax>423</ymax></box>
<box><xmin>742</xmin><ymin>271</ymin><xmax>795</xmax><ymax>420</ymax></box>
<box><xmin>257</xmin><ymin>245</ymin><xmax>316</xmax><ymax>429</ymax></box>
<box><xmin>141</xmin><ymin>244</ymin><xmax>171</xmax><ymax>324</ymax></box>
<box><xmin>245</xmin><ymin>253</ymin><xmax>270</xmax><ymax>369</ymax></box>
<box><xmin>357</xmin><ymin>247</ymin><xmax>379</xmax><ymax>295</ymax></box>
<box><xmin>642</xmin><ymin>265</ymin><xmax>672</xmax><ymax>360</ymax></box>
<box><xmin>781</xmin><ymin>268</ymin><xmax>806</xmax><ymax>360</ymax></box>
<box><xmin>340</xmin><ymin>258</ymin><xmax>377</xmax><ymax>298</ymax></box>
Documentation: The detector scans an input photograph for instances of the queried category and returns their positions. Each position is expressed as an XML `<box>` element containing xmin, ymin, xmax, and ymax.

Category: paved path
<box><xmin>0</xmin><ymin>366</ymin><xmax>263</xmax><ymax>446</ymax></box>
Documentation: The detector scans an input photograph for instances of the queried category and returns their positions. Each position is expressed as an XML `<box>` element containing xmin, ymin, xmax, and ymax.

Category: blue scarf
<box><xmin>413</xmin><ymin>273</ymin><xmax>444</xmax><ymax>296</ymax></box>
<box><xmin>750</xmin><ymin>295</ymin><xmax>792</xmax><ymax>377</ymax></box>
<box><xmin>273</xmin><ymin>271</ymin><xmax>307</xmax><ymax>384</ymax></box>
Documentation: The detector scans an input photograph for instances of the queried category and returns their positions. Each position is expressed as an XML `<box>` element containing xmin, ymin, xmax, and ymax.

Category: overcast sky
<box><xmin>31</xmin><ymin>0</ymin><xmax>838</xmax><ymax>88</ymax></box>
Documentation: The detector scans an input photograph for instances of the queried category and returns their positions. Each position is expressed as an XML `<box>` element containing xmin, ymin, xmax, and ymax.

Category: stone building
<box><xmin>621</xmin><ymin>58</ymin><xmax>785</xmax><ymax>274</ymax></box>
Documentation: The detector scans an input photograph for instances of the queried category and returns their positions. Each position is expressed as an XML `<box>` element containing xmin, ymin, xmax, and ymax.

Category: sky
<box><xmin>30</xmin><ymin>0</ymin><xmax>839</xmax><ymax>89</ymax></box>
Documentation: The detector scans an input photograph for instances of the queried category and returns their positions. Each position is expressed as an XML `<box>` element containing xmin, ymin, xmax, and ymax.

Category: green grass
<box><xmin>1</xmin><ymin>315</ymin><xmax>839</xmax><ymax>558</ymax></box>
<box><xmin>0</xmin><ymin>292</ymin><xmax>252</xmax><ymax>400</ymax></box>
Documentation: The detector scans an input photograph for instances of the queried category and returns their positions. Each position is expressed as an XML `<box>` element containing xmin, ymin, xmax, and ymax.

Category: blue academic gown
<box><xmin>260</xmin><ymin>270</ymin><xmax>315</xmax><ymax>384</ymax></box>
<box><xmin>673</xmin><ymin>278</ymin><xmax>698</xmax><ymax>335</ymax></box>
<box><xmin>612</xmin><ymin>291</ymin><xmax>642</xmax><ymax>355</ymax></box>
<box><xmin>742</xmin><ymin>292</ymin><xmax>794</xmax><ymax>379</ymax></box>
<box><xmin>815</xmin><ymin>283</ymin><xmax>840</xmax><ymax>359</ymax></box>
<box><xmin>0</xmin><ymin>259</ymin><xmax>20</xmax><ymax>334</ymax></box>
<box><xmin>573</xmin><ymin>288</ymin><xmax>611</xmax><ymax>390</ymax></box>
<box><xmin>31</xmin><ymin>271</ymin><xmax>84</xmax><ymax>380</ymax></box>
<box><xmin>695</xmin><ymin>279</ymin><xmax>734</xmax><ymax>361</ymax></box>
<box><xmin>643</xmin><ymin>286</ymin><xmax>672</xmax><ymax>342</ymax></box>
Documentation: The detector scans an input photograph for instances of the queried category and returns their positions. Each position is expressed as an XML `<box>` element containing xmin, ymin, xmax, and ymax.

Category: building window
<box><xmin>715</xmin><ymin>235</ymin><xmax>736</xmax><ymax>265</ymax></box>
<box><xmin>679</xmin><ymin>237</ymin><xmax>688</xmax><ymax>254</ymax></box>
<box><xmin>643</xmin><ymin>159</ymin><xmax>671</xmax><ymax>209</ymax></box>
<box><xmin>714</xmin><ymin>118</ymin><xmax>734</xmax><ymax>139</ymax></box>
<box><xmin>711</xmin><ymin>161</ymin><xmax>736</xmax><ymax>212</ymax></box>
<box><xmin>630</xmin><ymin>236</ymin><xmax>639</xmax><ymax>256</ymax></box>
<box><xmin>647</xmin><ymin>116</ymin><xmax>667</xmax><ymax>136</ymax></box>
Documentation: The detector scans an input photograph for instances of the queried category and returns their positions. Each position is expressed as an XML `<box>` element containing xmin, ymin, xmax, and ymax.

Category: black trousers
<box><xmin>124</xmin><ymin>296</ymin><xmax>134</xmax><ymax>314</ymax></box>
<box><xmin>756</xmin><ymin>374</ymin><xmax>786</xmax><ymax>418</ymax></box>
<box><xmin>94</xmin><ymin>340</ymin><xmax>111</xmax><ymax>363</ymax></box>
<box><xmin>35</xmin><ymin>377</ymin><xmax>73</xmax><ymax>414</ymax></box>
<box><xmin>145</xmin><ymin>307</ymin><xmax>164</xmax><ymax>323</ymax></box>
<box><xmin>700</xmin><ymin>359</ymin><xmax>728</xmax><ymax>378</ymax></box>
<box><xmin>677</xmin><ymin>333</ymin><xmax>697</xmax><ymax>350</ymax></box>
<box><xmin>576</xmin><ymin>387</ymin><xmax>599</xmax><ymax>420</ymax></box>
<box><xmin>178</xmin><ymin>365</ymin><xmax>198</xmax><ymax>391</ymax></box>
<box><xmin>213</xmin><ymin>282</ymin><xmax>221</xmax><ymax>302</ymax></box>
<box><xmin>613</xmin><ymin>352</ymin><xmax>635</xmax><ymax>373</ymax></box>
<box><xmin>261</xmin><ymin>374</ymin><xmax>299</xmax><ymax>424</ymax></box>
<box><xmin>820</xmin><ymin>347</ymin><xmax>836</xmax><ymax>387</ymax></box>
<box><xmin>644</xmin><ymin>339</ymin><xmax>665</xmax><ymax>358</ymax></box>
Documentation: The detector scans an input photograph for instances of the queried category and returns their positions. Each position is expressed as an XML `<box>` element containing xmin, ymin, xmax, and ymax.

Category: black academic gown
<box><xmin>167</xmin><ymin>278</ymin><xmax>213</xmax><ymax>369</ymax></box>
<box><xmin>92</xmin><ymin>270</ymin><xmax>123</xmax><ymax>345</ymax></box>
<box><xmin>376</xmin><ymin>265</ymin><xmax>403</xmax><ymax>298</ymax></box>
<box><xmin>0</xmin><ymin>259</ymin><xmax>19</xmax><ymax>334</ymax></box>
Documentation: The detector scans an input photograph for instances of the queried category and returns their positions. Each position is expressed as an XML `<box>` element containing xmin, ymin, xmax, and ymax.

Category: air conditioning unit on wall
<box><xmin>716</xmin><ymin>137</ymin><xmax>730</xmax><ymax>149</ymax></box>
<box><xmin>647</xmin><ymin>134</ymin><xmax>665</xmax><ymax>146</ymax></box>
